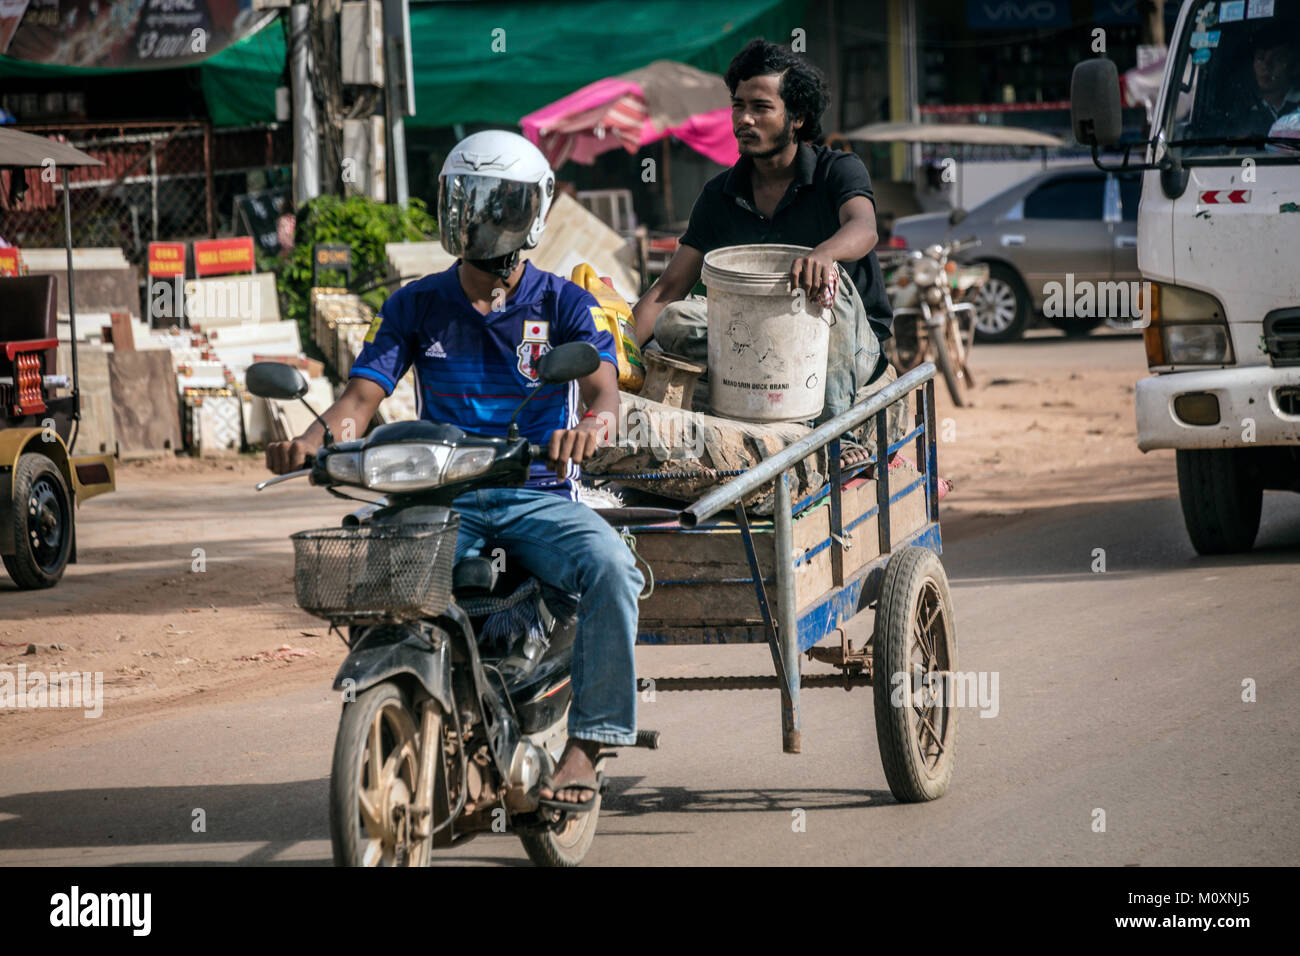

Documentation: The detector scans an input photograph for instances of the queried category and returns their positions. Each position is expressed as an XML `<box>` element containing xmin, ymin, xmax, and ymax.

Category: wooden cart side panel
<box><xmin>635</xmin><ymin>462</ymin><xmax>929</xmax><ymax>628</ymax></box>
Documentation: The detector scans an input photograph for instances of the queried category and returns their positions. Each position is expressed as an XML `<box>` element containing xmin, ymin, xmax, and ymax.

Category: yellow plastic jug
<box><xmin>570</xmin><ymin>263</ymin><xmax>645</xmax><ymax>392</ymax></box>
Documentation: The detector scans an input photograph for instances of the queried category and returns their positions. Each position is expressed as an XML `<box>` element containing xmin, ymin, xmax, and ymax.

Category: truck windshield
<box><xmin>1161</xmin><ymin>0</ymin><xmax>1300</xmax><ymax>163</ymax></box>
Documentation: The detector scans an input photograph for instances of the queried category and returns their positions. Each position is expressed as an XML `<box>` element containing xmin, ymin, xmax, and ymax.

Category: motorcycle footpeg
<box><xmin>633</xmin><ymin>729</ymin><xmax>661</xmax><ymax>750</ymax></box>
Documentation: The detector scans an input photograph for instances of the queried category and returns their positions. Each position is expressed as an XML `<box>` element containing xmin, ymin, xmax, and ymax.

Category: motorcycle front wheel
<box><xmin>932</xmin><ymin>318</ymin><xmax>969</xmax><ymax>408</ymax></box>
<box><xmin>330</xmin><ymin>681</ymin><xmax>438</xmax><ymax>867</ymax></box>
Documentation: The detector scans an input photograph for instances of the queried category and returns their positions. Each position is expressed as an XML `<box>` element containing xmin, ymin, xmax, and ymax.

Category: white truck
<box><xmin>1071</xmin><ymin>0</ymin><xmax>1300</xmax><ymax>554</ymax></box>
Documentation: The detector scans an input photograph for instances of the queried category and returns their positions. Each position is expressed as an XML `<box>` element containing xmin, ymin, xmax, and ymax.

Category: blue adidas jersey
<box><xmin>349</xmin><ymin>260</ymin><xmax>616</xmax><ymax>499</ymax></box>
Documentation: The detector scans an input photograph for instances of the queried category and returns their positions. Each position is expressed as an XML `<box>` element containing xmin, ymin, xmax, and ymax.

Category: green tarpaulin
<box><xmin>406</xmin><ymin>0</ymin><xmax>809</xmax><ymax>127</ymax></box>
<box><xmin>198</xmin><ymin>18</ymin><xmax>287</xmax><ymax>127</ymax></box>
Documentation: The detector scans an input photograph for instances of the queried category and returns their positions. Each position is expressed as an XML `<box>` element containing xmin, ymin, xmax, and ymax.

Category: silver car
<box><xmin>889</xmin><ymin>164</ymin><xmax>1142</xmax><ymax>342</ymax></box>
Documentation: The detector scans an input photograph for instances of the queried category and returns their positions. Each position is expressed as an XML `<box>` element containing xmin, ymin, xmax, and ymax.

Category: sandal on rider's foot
<box><xmin>537</xmin><ymin>771</ymin><xmax>604</xmax><ymax>813</ymax></box>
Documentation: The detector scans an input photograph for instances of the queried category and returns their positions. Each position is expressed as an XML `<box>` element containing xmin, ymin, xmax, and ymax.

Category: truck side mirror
<box><xmin>1071</xmin><ymin>59</ymin><xmax>1123</xmax><ymax>148</ymax></box>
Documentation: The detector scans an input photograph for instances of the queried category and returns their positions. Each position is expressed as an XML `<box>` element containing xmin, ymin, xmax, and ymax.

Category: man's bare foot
<box><xmin>539</xmin><ymin>738</ymin><xmax>602</xmax><ymax>804</ymax></box>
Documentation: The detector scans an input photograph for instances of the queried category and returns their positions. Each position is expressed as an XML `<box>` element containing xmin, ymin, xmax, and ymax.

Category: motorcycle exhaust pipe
<box><xmin>505</xmin><ymin>739</ymin><xmax>548</xmax><ymax>811</ymax></box>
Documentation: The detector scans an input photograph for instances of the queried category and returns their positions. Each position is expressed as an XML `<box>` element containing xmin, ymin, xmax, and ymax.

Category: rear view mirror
<box><xmin>537</xmin><ymin>341</ymin><xmax>600</xmax><ymax>384</ymax></box>
<box><xmin>1071</xmin><ymin>59</ymin><xmax>1123</xmax><ymax>148</ymax></box>
<box><xmin>246</xmin><ymin>361</ymin><xmax>308</xmax><ymax>401</ymax></box>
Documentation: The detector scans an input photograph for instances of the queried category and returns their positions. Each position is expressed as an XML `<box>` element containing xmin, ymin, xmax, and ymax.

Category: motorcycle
<box><xmin>881</xmin><ymin>238</ymin><xmax>987</xmax><ymax>407</ymax></box>
<box><xmin>247</xmin><ymin>341</ymin><xmax>655</xmax><ymax>867</ymax></box>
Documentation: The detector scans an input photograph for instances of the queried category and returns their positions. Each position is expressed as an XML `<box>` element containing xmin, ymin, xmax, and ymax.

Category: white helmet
<box><xmin>438</xmin><ymin>130</ymin><xmax>556</xmax><ymax>263</ymax></box>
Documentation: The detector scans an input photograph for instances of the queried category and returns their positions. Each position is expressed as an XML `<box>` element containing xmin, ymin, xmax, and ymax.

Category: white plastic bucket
<box><xmin>701</xmin><ymin>244</ymin><xmax>831</xmax><ymax>423</ymax></box>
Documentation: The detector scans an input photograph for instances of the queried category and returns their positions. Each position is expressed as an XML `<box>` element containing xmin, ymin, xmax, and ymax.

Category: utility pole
<box><xmin>383</xmin><ymin>0</ymin><xmax>414</xmax><ymax>208</ymax></box>
<box><xmin>290</xmin><ymin>1</ymin><xmax>321</xmax><ymax>207</ymax></box>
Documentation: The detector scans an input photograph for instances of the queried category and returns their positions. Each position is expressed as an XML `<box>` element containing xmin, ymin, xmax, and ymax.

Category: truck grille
<box><xmin>1263</xmin><ymin>309</ymin><xmax>1300</xmax><ymax>367</ymax></box>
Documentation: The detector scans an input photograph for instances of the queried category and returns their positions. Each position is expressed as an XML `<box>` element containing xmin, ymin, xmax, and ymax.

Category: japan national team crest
<box><xmin>516</xmin><ymin>320</ymin><xmax>551</xmax><ymax>383</ymax></box>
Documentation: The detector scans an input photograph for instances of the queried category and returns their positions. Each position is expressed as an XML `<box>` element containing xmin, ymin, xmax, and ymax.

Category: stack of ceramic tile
<box><xmin>182</xmin><ymin>387</ymin><xmax>244</xmax><ymax>458</ymax></box>
<box><xmin>310</xmin><ymin>288</ymin><xmax>373</xmax><ymax>372</ymax></box>
<box><xmin>264</xmin><ymin>376</ymin><xmax>339</xmax><ymax>443</ymax></box>
<box><xmin>375</xmin><ymin>371</ymin><xmax>419</xmax><ymax>424</ymax></box>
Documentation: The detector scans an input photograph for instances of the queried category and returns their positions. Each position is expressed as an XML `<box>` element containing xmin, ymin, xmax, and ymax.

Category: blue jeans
<box><xmin>450</xmin><ymin>487</ymin><xmax>642</xmax><ymax>746</ymax></box>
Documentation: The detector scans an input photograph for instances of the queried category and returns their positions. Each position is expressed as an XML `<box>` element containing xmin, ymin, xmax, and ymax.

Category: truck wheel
<box><xmin>3</xmin><ymin>453</ymin><xmax>73</xmax><ymax>590</ymax></box>
<box><xmin>1176</xmin><ymin>449</ymin><xmax>1262</xmax><ymax>555</ymax></box>
<box><xmin>872</xmin><ymin>546</ymin><xmax>957</xmax><ymax>803</ymax></box>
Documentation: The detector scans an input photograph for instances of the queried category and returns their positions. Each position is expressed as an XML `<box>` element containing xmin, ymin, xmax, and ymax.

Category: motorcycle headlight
<box><xmin>325</xmin><ymin>451</ymin><xmax>362</xmax><ymax>484</ymax></box>
<box><xmin>362</xmin><ymin>443</ymin><xmax>452</xmax><ymax>492</ymax></box>
<box><xmin>925</xmin><ymin>285</ymin><xmax>945</xmax><ymax>306</ymax></box>
<box><xmin>444</xmin><ymin>446</ymin><xmax>496</xmax><ymax>484</ymax></box>
<box><xmin>912</xmin><ymin>259</ymin><xmax>940</xmax><ymax>286</ymax></box>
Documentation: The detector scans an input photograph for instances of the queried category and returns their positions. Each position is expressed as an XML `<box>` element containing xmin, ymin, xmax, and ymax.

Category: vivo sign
<box><xmin>967</xmin><ymin>0</ymin><xmax>1071</xmax><ymax>29</ymax></box>
<box><xmin>1093</xmin><ymin>0</ymin><xmax>1185</xmax><ymax>24</ymax></box>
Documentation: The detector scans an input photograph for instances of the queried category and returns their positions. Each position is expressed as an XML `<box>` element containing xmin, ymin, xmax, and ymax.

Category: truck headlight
<box><xmin>1165</xmin><ymin>325</ymin><xmax>1231</xmax><ymax>364</ymax></box>
<box><xmin>362</xmin><ymin>443</ymin><xmax>452</xmax><ymax>492</ymax></box>
<box><xmin>1143</xmin><ymin>283</ymin><xmax>1234</xmax><ymax>367</ymax></box>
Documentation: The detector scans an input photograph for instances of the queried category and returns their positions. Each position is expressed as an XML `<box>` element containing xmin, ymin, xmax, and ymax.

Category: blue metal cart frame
<box><xmin>626</xmin><ymin>363</ymin><xmax>944</xmax><ymax>756</ymax></box>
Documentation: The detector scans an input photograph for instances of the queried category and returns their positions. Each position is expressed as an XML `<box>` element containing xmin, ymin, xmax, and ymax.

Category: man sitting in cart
<box><xmin>632</xmin><ymin>38</ymin><xmax>893</xmax><ymax>426</ymax></box>
<box><xmin>265</xmin><ymin>131</ymin><xmax>642</xmax><ymax>812</ymax></box>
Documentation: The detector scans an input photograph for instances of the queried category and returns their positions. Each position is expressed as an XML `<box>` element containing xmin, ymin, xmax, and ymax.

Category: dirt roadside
<box><xmin>0</xmin><ymin>335</ymin><xmax>1172</xmax><ymax>753</ymax></box>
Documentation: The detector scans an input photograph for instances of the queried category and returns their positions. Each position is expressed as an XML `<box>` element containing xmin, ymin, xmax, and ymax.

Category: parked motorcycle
<box><xmin>881</xmin><ymin>238</ymin><xmax>987</xmax><ymax>407</ymax></box>
<box><xmin>247</xmin><ymin>342</ymin><xmax>653</xmax><ymax>867</ymax></box>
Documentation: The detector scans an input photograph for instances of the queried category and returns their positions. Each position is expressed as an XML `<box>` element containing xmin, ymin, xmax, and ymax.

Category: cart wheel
<box><xmin>872</xmin><ymin>546</ymin><xmax>957</xmax><ymax>802</ymax></box>
<box><xmin>3</xmin><ymin>452</ymin><xmax>73</xmax><ymax>590</ymax></box>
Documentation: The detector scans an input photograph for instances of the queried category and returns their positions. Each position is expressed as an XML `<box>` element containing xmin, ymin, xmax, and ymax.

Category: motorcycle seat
<box><xmin>451</xmin><ymin>556</ymin><xmax>498</xmax><ymax>597</ymax></box>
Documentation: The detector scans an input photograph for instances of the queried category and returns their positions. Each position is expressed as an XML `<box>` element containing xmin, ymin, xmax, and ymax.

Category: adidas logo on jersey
<box><xmin>424</xmin><ymin>340</ymin><xmax>447</xmax><ymax>358</ymax></box>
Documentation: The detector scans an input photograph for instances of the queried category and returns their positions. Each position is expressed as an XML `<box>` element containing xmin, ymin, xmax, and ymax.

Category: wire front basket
<box><xmin>291</xmin><ymin>518</ymin><xmax>458</xmax><ymax>624</ymax></box>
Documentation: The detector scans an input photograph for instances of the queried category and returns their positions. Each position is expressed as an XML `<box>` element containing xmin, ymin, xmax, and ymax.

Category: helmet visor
<box><xmin>438</xmin><ymin>173</ymin><xmax>541</xmax><ymax>259</ymax></box>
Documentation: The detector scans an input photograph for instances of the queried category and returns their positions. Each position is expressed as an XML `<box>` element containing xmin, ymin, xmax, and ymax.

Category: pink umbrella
<box><xmin>522</xmin><ymin>61</ymin><xmax>738</xmax><ymax>218</ymax></box>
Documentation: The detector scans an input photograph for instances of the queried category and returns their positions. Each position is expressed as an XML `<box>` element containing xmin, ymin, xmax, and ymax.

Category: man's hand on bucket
<box><xmin>790</xmin><ymin>250</ymin><xmax>838</xmax><ymax>308</ymax></box>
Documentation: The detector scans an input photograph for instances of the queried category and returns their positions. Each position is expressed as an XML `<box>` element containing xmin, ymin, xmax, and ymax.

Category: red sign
<box><xmin>148</xmin><ymin>241</ymin><xmax>186</xmax><ymax>278</ymax></box>
<box><xmin>0</xmin><ymin>246</ymin><xmax>21</xmax><ymax>277</ymax></box>
<box><xmin>193</xmin><ymin>237</ymin><xmax>256</xmax><ymax>277</ymax></box>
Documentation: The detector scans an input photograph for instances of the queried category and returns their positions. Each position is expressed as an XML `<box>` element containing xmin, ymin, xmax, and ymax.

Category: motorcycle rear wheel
<box><xmin>330</xmin><ymin>681</ymin><xmax>436</xmax><ymax>867</ymax></box>
<box><xmin>517</xmin><ymin>756</ymin><xmax>605</xmax><ymax>867</ymax></box>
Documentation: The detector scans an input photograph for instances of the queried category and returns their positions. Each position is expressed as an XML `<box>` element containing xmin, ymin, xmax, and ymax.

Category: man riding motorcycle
<box><xmin>265</xmin><ymin>130</ymin><xmax>642</xmax><ymax>811</ymax></box>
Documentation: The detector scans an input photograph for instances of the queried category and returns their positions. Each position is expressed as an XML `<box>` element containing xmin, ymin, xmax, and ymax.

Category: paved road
<box><xmin>2</xmin><ymin>479</ymin><xmax>1296</xmax><ymax>865</ymax></box>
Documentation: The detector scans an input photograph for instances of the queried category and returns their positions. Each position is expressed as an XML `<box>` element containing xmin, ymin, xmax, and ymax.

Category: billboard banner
<box><xmin>0</xmin><ymin>1</ymin><xmax>276</xmax><ymax>68</ymax></box>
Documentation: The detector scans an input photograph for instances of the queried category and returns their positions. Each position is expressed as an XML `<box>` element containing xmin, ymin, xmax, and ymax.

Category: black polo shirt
<box><xmin>680</xmin><ymin>141</ymin><xmax>893</xmax><ymax>340</ymax></box>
